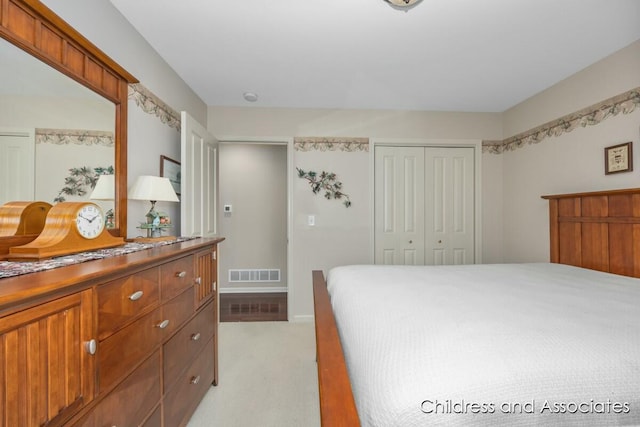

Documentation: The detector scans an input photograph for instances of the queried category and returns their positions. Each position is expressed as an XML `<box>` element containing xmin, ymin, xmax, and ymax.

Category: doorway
<box><xmin>218</xmin><ymin>142</ymin><xmax>289</xmax><ymax>321</ymax></box>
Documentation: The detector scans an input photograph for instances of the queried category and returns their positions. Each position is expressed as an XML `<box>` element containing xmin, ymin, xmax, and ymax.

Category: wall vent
<box><xmin>229</xmin><ymin>269</ymin><xmax>280</xmax><ymax>283</ymax></box>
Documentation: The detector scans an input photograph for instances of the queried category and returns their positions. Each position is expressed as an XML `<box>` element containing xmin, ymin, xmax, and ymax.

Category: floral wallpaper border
<box><xmin>482</xmin><ymin>87</ymin><xmax>640</xmax><ymax>154</ymax></box>
<box><xmin>294</xmin><ymin>137</ymin><xmax>369</xmax><ymax>152</ymax></box>
<box><xmin>128</xmin><ymin>83</ymin><xmax>181</xmax><ymax>132</ymax></box>
<box><xmin>35</xmin><ymin>128</ymin><xmax>114</xmax><ymax>147</ymax></box>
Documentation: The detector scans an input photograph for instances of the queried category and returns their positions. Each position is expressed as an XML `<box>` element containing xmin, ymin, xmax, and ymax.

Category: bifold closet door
<box><xmin>374</xmin><ymin>146</ymin><xmax>425</xmax><ymax>265</ymax></box>
<box><xmin>375</xmin><ymin>146</ymin><xmax>474</xmax><ymax>266</ymax></box>
<box><xmin>424</xmin><ymin>147</ymin><xmax>474</xmax><ymax>265</ymax></box>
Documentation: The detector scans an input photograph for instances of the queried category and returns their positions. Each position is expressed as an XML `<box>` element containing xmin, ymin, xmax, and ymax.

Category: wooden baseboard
<box><xmin>220</xmin><ymin>292</ymin><xmax>287</xmax><ymax>322</ymax></box>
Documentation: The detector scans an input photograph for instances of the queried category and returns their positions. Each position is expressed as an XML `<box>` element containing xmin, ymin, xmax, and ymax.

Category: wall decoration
<box><xmin>160</xmin><ymin>155</ymin><xmax>181</xmax><ymax>196</ymax></box>
<box><xmin>129</xmin><ymin>83</ymin><xmax>181</xmax><ymax>132</ymax></box>
<box><xmin>294</xmin><ymin>137</ymin><xmax>369</xmax><ymax>152</ymax></box>
<box><xmin>297</xmin><ymin>168</ymin><xmax>351</xmax><ymax>207</ymax></box>
<box><xmin>604</xmin><ymin>142</ymin><xmax>633</xmax><ymax>174</ymax></box>
<box><xmin>54</xmin><ymin>166</ymin><xmax>114</xmax><ymax>203</ymax></box>
<box><xmin>36</xmin><ymin>128</ymin><xmax>114</xmax><ymax>147</ymax></box>
<box><xmin>482</xmin><ymin>87</ymin><xmax>640</xmax><ymax>154</ymax></box>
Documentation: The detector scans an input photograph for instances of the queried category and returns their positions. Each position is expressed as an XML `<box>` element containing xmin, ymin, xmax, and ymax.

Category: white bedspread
<box><xmin>326</xmin><ymin>263</ymin><xmax>640</xmax><ymax>426</ymax></box>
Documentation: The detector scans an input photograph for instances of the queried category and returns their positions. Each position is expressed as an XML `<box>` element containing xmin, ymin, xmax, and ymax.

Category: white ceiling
<box><xmin>109</xmin><ymin>0</ymin><xmax>640</xmax><ymax>112</ymax></box>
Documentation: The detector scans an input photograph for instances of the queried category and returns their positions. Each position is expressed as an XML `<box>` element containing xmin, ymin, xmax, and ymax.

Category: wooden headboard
<box><xmin>542</xmin><ymin>188</ymin><xmax>640</xmax><ymax>278</ymax></box>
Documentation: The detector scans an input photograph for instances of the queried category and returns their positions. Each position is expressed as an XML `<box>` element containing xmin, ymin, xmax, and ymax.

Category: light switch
<box><xmin>308</xmin><ymin>215</ymin><xmax>315</xmax><ymax>226</ymax></box>
<box><xmin>224</xmin><ymin>204</ymin><xmax>232</xmax><ymax>213</ymax></box>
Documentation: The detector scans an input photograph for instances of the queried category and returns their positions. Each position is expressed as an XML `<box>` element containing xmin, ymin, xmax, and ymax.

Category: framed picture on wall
<box><xmin>160</xmin><ymin>155</ymin><xmax>181</xmax><ymax>195</ymax></box>
<box><xmin>604</xmin><ymin>142</ymin><xmax>633</xmax><ymax>175</ymax></box>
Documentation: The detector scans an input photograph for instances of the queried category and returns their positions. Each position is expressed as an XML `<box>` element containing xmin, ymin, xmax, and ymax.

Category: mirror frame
<box><xmin>0</xmin><ymin>0</ymin><xmax>138</xmax><ymax>237</ymax></box>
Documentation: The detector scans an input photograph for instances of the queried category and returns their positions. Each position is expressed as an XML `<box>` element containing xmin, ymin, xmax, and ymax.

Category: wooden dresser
<box><xmin>0</xmin><ymin>237</ymin><xmax>224</xmax><ymax>427</ymax></box>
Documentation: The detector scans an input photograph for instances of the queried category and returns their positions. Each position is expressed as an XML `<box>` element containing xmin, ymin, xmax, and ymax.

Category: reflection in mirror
<box><xmin>0</xmin><ymin>38</ymin><xmax>116</xmax><ymax>218</ymax></box>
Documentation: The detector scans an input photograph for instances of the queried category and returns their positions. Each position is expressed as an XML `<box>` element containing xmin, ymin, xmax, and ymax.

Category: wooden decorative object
<box><xmin>8</xmin><ymin>202</ymin><xmax>124</xmax><ymax>260</ymax></box>
<box><xmin>0</xmin><ymin>201</ymin><xmax>53</xmax><ymax>259</ymax></box>
<box><xmin>0</xmin><ymin>201</ymin><xmax>52</xmax><ymax>236</ymax></box>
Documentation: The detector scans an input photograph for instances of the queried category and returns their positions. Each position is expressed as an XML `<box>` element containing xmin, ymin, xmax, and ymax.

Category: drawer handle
<box><xmin>191</xmin><ymin>332</ymin><xmax>201</xmax><ymax>341</ymax></box>
<box><xmin>195</xmin><ymin>277</ymin><xmax>202</xmax><ymax>285</ymax></box>
<box><xmin>176</xmin><ymin>271</ymin><xmax>187</xmax><ymax>278</ymax></box>
<box><xmin>190</xmin><ymin>375</ymin><xmax>201</xmax><ymax>385</ymax></box>
<box><xmin>84</xmin><ymin>339</ymin><xmax>97</xmax><ymax>355</ymax></box>
<box><xmin>156</xmin><ymin>319</ymin><xmax>170</xmax><ymax>329</ymax></box>
<box><xmin>129</xmin><ymin>290</ymin><xmax>144</xmax><ymax>301</ymax></box>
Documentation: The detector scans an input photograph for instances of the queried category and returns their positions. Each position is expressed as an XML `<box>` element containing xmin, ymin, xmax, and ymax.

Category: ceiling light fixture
<box><xmin>243</xmin><ymin>92</ymin><xmax>258</xmax><ymax>102</ymax></box>
<box><xmin>384</xmin><ymin>0</ymin><xmax>422</xmax><ymax>10</ymax></box>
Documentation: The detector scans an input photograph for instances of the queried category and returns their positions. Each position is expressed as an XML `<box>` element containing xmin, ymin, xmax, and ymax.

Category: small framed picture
<box><xmin>160</xmin><ymin>155</ymin><xmax>181</xmax><ymax>195</ymax></box>
<box><xmin>604</xmin><ymin>142</ymin><xmax>633</xmax><ymax>175</ymax></box>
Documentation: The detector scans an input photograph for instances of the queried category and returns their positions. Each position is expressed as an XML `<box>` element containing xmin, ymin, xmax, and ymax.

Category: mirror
<box><xmin>0</xmin><ymin>39</ymin><xmax>116</xmax><ymax>216</ymax></box>
<box><xmin>0</xmin><ymin>0</ymin><xmax>137</xmax><ymax>242</ymax></box>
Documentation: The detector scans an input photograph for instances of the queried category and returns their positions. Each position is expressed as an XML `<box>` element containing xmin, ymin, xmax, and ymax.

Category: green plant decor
<box><xmin>297</xmin><ymin>168</ymin><xmax>351</xmax><ymax>208</ymax></box>
<box><xmin>54</xmin><ymin>166</ymin><xmax>114</xmax><ymax>203</ymax></box>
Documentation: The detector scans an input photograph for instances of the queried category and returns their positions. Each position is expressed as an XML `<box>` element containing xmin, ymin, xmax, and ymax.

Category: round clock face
<box><xmin>75</xmin><ymin>203</ymin><xmax>105</xmax><ymax>239</ymax></box>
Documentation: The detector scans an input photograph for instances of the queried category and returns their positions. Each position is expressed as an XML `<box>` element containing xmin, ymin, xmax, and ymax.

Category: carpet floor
<box><xmin>187</xmin><ymin>321</ymin><xmax>321</xmax><ymax>427</ymax></box>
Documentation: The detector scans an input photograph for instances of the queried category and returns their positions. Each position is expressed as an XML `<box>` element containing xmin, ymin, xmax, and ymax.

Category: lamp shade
<box><xmin>90</xmin><ymin>174</ymin><xmax>115</xmax><ymax>200</ymax></box>
<box><xmin>128</xmin><ymin>175</ymin><xmax>179</xmax><ymax>202</ymax></box>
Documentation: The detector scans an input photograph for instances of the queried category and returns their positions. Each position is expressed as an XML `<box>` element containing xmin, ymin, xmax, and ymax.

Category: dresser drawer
<box><xmin>161</xmin><ymin>287</ymin><xmax>195</xmax><ymax>338</ymax></box>
<box><xmin>99</xmin><ymin>307</ymin><xmax>164</xmax><ymax>392</ymax></box>
<box><xmin>163</xmin><ymin>300</ymin><xmax>215</xmax><ymax>390</ymax></box>
<box><xmin>97</xmin><ymin>267</ymin><xmax>160</xmax><ymax>340</ymax></box>
<box><xmin>163</xmin><ymin>337</ymin><xmax>215</xmax><ymax>427</ymax></box>
<box><xmin>79</xmin><ymin>351</ymin><xmax>161</xmax><ymax>427</ymax></box>
<box><xmin>142</xmin><ymin>405</ymin><xmax>162</xmax><ymax>427</ymax></box>
<box><xmin>161</xmin><ymin>255</ymin><xmax>194</xmax><ymax>302</ymax></box>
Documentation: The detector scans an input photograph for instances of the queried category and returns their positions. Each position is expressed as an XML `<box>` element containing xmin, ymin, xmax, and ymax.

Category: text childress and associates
<box><xmin>420</xmin><ymin>399</ymin><xmax>631</xmax><ymax>415</ymax></box>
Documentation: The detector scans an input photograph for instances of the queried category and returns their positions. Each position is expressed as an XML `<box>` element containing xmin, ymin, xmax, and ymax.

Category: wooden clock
<box><xmin>0</xmin><ymin>201</ymin><xmax>53</xmax><ymax>259</ymax></box>
<box><xmin>8</xmin><ymin>202</ymin><xmax>124</xmax><ymax>261</ymax></box>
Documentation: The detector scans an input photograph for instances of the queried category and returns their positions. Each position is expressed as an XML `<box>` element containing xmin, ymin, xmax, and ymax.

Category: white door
<box><xmin>180</xmin><ymin>112</ymin><xmax>218</xmax><ymax>237</ymax></box>
<box><xmin>374</xmin><ymin>145</ymin><xmax>475</xmax><ymax>265</ymax></box>
<box><xmin>424</xmin><ymin>147</ymin><xmax>475</xmax><ymax>265</ymax></box>
<box><xmin>0</xmin><ymin>129</ymin><xmax>35</xmax><ymax>205</ymax></box>
<box><xmin>374</xmin><ymin>146</ymin><xmax>425</xmax><ymax>265</ymax></box>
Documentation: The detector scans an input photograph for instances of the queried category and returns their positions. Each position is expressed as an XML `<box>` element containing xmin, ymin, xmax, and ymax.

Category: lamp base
<box><xmin>126</xmin><ymin>236</ymin><xmax>177</xmax><ymax>244</ymax></box>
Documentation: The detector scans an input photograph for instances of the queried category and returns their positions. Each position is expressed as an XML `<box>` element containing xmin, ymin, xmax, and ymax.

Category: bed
<box><xmin>312</xmin><ymin>188</ymin><xmax>640</xmax><ymax>426</ymax></box>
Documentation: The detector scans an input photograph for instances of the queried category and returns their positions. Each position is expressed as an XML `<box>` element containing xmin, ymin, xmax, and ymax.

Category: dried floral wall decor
<box><xmin>54</xmin><ymin>166</ymin><xmax>114</xmax><ymax>202</ymax></box>
<box><xmin>297</xmin><ymin>168</ymin><xmax>351</xmax><ymax>208</ymax></box>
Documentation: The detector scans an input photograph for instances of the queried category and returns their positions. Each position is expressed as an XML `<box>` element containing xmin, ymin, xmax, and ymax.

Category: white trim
<box><xmin>291</xmin><ymin>314</ymin><xmax>314</xmax><ymax>323</ymax></box>
<box><xmin>369</xmin><ymin>138</ymin><xmax>483</xmax><ymax>264</ymax></box>
<box><xmin>216</xmin><ymin>136</ymin><xmax>294</xmax><ymax>322</ymax></box>
<box><xmin>220</xmin><ymin>286</ymin><xmax>288</xmax><ymax>294</ymax></box>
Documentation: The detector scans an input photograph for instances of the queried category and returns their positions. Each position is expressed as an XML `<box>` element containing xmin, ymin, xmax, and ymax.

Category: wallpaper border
<box><xmin>128</xmin><ymin>83</ymin><xmax>181</xmax><ymax>132</ymax></box>
<box><xmin>294</xmin><ymin>137</ymin><xmax>369</xmax><ymax>152</ymax></box>
<box><xmin>35</xmin><ymin>128</ymin><xmax>114</xmax><ymax>146</ymax></box>
<box><xmin>482</xmin><ymin>87</ymin><xmax>640</xmax><ymax>154</ymax></box>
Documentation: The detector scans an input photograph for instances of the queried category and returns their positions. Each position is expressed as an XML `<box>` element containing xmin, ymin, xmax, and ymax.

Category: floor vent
<box><xmin>229</xmin><ymin>269</ymin><xmax>280</xmax><ymax>282</ymax></box>
<box><xmin>220</xmin><ymin>293</ymin><xmax>287</xmax><ymax>322</ymax></box>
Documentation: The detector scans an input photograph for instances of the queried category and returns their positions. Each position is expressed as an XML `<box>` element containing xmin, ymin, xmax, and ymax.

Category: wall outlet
<box><xmin>224</xmin><ymin>204</ymin><xmax>232</xmax><ymax>213</ymax></box>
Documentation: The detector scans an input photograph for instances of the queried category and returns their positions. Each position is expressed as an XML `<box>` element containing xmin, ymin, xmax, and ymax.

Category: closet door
<box><xmin>374</xmin><ymin>145</ymin><xmax>475</xmax><ymax>266</ymax></box>
<box><xmin>424</xmin><ymin>147</ymin><xmax>474</xmax><ymax>265</ymax></box>
<box><xmin>374</xmin><ymin>146</ymin><xmax>425</xmax><ymax>265</ymax></box>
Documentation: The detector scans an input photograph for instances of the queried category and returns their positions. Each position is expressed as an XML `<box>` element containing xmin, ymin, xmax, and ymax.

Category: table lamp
<box><xmin>90</xmin><ymin>174</ymin><xmax>115</xmax><ymax>228</ymax></box>
<box><xmin>128</xmin><ymin>175</ymin><xmax>179</xmax><ymax>237</ymax></box>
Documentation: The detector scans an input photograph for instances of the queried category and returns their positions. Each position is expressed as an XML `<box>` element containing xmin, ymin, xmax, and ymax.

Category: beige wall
<box><xmin>208</xmin><ymin>108</ymin><xmax>503</xmax><ymax>320</ymax></box>
<box><xmin>40</xmin><ymin>0</ymin><xmax>208</xmax><ymax>237</ymax></box>
<box><xmin>500</xmin><ymin>40</ymin><xmax>640</xmax><ymax>263</ymax></box>
<box><xmin>219</xmin><ymin>144</ymin><xmax>288</xmax><ymax>291</ymax></box>
<box><xmin>503</xmin><ymin>40</ymin><xmax>640</xmax><ymax>136</ymax></box>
